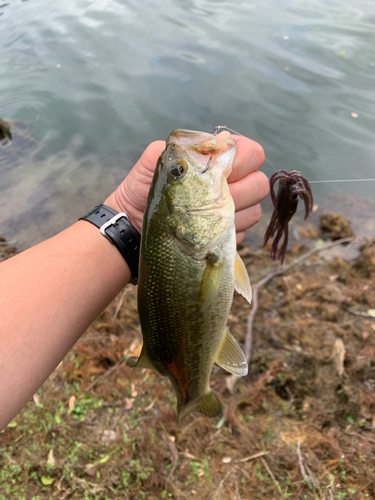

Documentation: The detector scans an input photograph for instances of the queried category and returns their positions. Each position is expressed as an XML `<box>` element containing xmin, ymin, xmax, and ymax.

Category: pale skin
<box><xmin>0</xmin><ymin>133</ymin><xmax>268</xmax><ymax>430</ymax></box>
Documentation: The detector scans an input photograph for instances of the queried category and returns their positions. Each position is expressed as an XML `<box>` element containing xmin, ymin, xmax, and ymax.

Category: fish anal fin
<box><xmin>126</xmin><ymin>348</ymin><xmax>155</xmax><ymax>371</ymax></box>
<box><xmin>215</xmin><ymin>327</ymin><xmax>248</xmax><ymax>377</ymax></box>
<box><xmin>198</xmin><ymin>256</ymin><xmax>223</xmax><ymax>311</ymax></box>
<box><xmin>234</xmin><ymin>252</ymin><xmax>252</xmax><ymax>304</ymax></box>
<box><xmin>177</xmin><ymin>391</ymin><xmax>222</xmax><ymax>423</ymax></box>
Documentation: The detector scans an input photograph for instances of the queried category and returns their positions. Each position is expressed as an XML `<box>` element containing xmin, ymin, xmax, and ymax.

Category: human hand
<box><xmin>105</xmin><ymin>134</ymin><xmax>269</xmax><ymax>243</ymax></box>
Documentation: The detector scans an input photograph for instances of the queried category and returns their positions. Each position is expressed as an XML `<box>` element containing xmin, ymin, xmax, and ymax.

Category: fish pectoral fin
<box><xmin>234</xmin><ymin>252</ymin><xmax>252</xmax><ymax>304</ymax></box>
<box><xmin>126</xmin><ymin>348</ymin><xmax>155</xmax><ymax>371</ymax></box>
<box><xmin>177</xmin><ymin>391</ymin><xmax>222</xmax><ymax>423</ymax></box>
<box><xmin>215</xmin><ymin>327</ymin><xmax>248</xmax><ymax>377</ymax></box>
<box><xmin>198</xmin><ymin>256</ymin><xmax>224</xmax><ymax>311</ymax></box>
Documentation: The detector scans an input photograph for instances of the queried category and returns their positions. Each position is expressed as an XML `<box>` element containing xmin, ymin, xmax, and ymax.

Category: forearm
<box><xmin>0</xmin><ymin>220</ymin><xmax>131</xmax><ymax>429</ymax></box>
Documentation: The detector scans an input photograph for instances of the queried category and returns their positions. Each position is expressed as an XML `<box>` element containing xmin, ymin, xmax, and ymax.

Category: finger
<box><xmin>236</xmin><ymin>231</ymin><xmax>246</xmax><ymax>245</ymax></box>
<box><xmin>230</xmin><ymin>171</ymin><xmax>270</xmax><ymax>212</ymax></box>
<box><xmin>136</xmin><ymin>140</ymin><xmax>166</xmax><ymax>174</ymax></box>
<box><xmin>228</xmin><ymin>136</ymin><xmax>265</xmax><ymax>183</ymax></box>
<box><xmin>235</xmin><ymin>204</ymin><xmax>262</xmax><ymax>233</ymax></box>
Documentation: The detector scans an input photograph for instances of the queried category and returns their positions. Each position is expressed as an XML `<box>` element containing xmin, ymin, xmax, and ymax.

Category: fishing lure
<box><xmin>212</xmin><ymin>126</ymin><xmax>375</xmax><ymax>263</ymax></box>
<box><xmin>263</xmin><ymin>169</ymin><xmax>313</xmax><ymax>264</ymax></box>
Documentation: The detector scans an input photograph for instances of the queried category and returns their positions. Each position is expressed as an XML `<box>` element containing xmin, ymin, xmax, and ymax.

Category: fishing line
<box><xmin>213</xmin><ymin>125</ymin><xmax>375</xmax><ymax>185</ymax></box>
<box><xmin>308</xmin><ymin>178</ymin><xmax>375</xmax><ymax>184</ymax></box>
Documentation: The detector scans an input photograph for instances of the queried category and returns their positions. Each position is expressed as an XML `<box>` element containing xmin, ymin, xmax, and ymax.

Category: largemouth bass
<box><xmin>127</xmin><ymin>129</ymin><xmax>252</xmax><ymax>422</ymax></box>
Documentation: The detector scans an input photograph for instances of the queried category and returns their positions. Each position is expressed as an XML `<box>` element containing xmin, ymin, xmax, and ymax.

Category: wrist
<box><xmin>79</xmin><ymin>204</ymin><xmax>141</xmax><ymax>285</ymax></box>
<box><xmin>104</xmin><ymin>190</ymin><xmax>141</xmax><ymax>232</ymax></box>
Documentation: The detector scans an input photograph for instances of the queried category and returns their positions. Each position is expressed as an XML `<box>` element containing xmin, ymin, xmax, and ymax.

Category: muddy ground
<box><xmin>1</xmin><ymin>211</ymin><xmax>375</xmax><ymax>500</ymax></box>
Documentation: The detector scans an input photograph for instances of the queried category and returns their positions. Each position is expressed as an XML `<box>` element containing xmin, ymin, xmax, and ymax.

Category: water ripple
<box><xmin>1</xmin><ymin>0</ymin><xmax>375</xmax><ymax>248</ymax></box>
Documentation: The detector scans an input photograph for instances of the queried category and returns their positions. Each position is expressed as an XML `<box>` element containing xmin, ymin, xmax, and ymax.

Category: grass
<box><xmin>1</xmin><ymin>237</ymin><xmax>375</xmax><ymax>499</ymax></box>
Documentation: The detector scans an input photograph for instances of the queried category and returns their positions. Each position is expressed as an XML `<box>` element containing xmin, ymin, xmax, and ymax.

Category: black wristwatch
<box><xmin>79</xmin><ymin>204</ymin><xmax>140</xmax><ymax>285</ymax></box>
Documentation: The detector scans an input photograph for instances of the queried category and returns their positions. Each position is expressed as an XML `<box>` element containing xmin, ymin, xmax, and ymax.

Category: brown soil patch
<box><xmin>1</xmin><ymin>221</ymin><xmax>375</xmax><ymax>500</ymax></box>
<box><xmin>319</xmin><ymin>213</ymin><xmax>354</xmax><ymax>240</ymax></box>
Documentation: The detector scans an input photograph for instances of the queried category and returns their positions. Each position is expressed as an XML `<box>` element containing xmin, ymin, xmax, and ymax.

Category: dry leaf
<box><xmin>68</xmin><ymin>395</ymin><xmax>76</xmax><ymax>410</ymax></box>
<box><xmin>332</xmin><ymin>338</ymin><xmax>345</xmax><ymax>376</ymax></box>
<box><xmin>123</xmin><ymin>398</ymin><xmax>133</xmax><ymax>411</ymax></box>
<box><xmin>46</xmin><ymin>449</ymin><xmax>55</xmax><ymax>467</ymax></box>
<box><xmin>280</xmin><ymin>431</ymin><xmax>307</xmax><ymax>445</ymax></box>
<box><xmin>102</xmin><ymin>430</ymin><xmax>117</xmax><ymax>443</ymax></box>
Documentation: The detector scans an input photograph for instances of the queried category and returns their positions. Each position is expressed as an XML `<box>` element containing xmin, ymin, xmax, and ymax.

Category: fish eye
<box><xmin>169</xmin><ymin>161</ymin><xmax>186</xmax><ymax>179</ymax></box>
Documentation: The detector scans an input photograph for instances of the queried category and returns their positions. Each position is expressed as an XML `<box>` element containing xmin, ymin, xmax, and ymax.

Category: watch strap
<box><xmin>79</xmin><ymin>204</ymin><xmax>140</xmax><ymax>284</ymax></box>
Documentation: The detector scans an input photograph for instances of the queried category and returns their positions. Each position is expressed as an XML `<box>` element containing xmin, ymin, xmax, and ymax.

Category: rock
<box><xmin>0</xmin><ymin>117</ymin><xmax>11</xmax><ymax>142</ymax></box>
<box><xmin>354</xmin><ymin>240</ymin><xmax>375</xmax><ymax>279</ymax></box>
<box><xmin>319</xmin><ymin>213</ymin><xmax>354</xmax><ymax>240</ymax></box>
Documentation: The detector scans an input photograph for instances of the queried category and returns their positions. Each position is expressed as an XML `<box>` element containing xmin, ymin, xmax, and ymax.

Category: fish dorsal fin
<box><xmin>177</xmin><ymin>390</ymin><xmax>222</xmax><ymax>423</ymax></box>
<box><xmin>126</xmin><ymin>347</ymin><xmax>155</xmax><ymax>371</ymax></box>
<box><xmin>234</xmin><ymin>252</ymin><xmax>252</xmax><ymax>304</ymax></box>
<box><xmin>198</xmin><ymin>257</ymin><xmax>224</xmax><ymax>311</ymax></box>
<box><xmin>215</xmin><ymin>327</ymin><xmax>248</xmax><ymax>377</ymax></box>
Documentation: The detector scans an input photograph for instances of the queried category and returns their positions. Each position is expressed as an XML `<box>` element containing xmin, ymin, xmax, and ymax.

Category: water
<box><xmin>1</xmin><ymin>0</ymin><xmax>375</xmax><ymax>249</ymax></box>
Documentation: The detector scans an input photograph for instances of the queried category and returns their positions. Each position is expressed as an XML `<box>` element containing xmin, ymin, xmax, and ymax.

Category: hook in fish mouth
<box><xmin>200</xmin><ymin>156</ymin><xmax>212</xmax><ymax>174</ymax></box>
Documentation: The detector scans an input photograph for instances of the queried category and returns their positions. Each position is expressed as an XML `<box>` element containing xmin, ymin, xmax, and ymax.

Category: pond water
<box><xmin>1</xmin><ymin>0</ymin><xmax>375</xmax><ymax>250</ymax></box>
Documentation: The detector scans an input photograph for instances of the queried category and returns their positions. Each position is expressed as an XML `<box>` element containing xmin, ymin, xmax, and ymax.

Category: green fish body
<box><xmin>127</xmin><ymin>129</ymin><xmax>252</xmax><ymax>422</ymax></box>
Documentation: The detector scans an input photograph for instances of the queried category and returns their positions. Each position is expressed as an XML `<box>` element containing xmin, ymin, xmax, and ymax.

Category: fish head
<box><xmin>150</xmin><ymin>129</ymin><xmax>237</xmax><ymax>254</ymax></box>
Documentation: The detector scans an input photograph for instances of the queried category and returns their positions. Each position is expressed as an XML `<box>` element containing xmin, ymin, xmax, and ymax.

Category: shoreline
<box><xmin>1</xmin><ymin>215</ymin><xmax>375</xmax><ymax>499</ymax></box>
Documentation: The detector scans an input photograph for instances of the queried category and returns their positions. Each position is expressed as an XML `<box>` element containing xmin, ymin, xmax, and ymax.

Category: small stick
<box><xmin>260</xmin><ymin>456</ymin><xmax>283</xmax><ymax>496</ymax></box>
<box><xmin>305</xmin><ymin>462</ymin><xmax>322</xmax><ymax>495</ymax></box>
<box><xmin>113</xmin><ymin>287</ymin><xmax>129</xmax><ymax>320</ymax></box>
<box><xmin>211</xmin><ymin>465</ymin><xmax>238</xmax><ymax>499</ymax></box>
<box><xmin>162</xmin><ymin>475</ymin><xmax>192</xmax><ymax>500</ymax></box>
<box><xmin>344</xmin><ymin>306</ymin><xmax>375</xmax><ymax>318</ymax></box>
<box><xmin>84</xmin><ymin>355</ymin><xmax>125</xmax><ymax>394</ymax></box>
<box><xmin>237</xmin><ymin>451</ymin><xmax>268</xmax><ymax>463</ymax></box>
<box><xmin>347</xmin><ymin>431</ymin><xmax>375</xmax><ymax>445</ymax></box>
<box><xmin>297</xmin><ymin>439</ymin><xmax>312</xmax><ymax>489</ymax></box>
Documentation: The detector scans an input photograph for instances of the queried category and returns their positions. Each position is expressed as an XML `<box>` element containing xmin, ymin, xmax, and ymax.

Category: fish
<box><xmin>126</xmin><ymin>129</ymin><xmax>252</xmax><ymax>422</ymax></box>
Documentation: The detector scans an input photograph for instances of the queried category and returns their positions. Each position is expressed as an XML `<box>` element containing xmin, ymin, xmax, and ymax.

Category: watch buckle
<box><xmin>100</xmin><ymin>212</ymin><xmax>129</xmax><ymax>238</ymax></box>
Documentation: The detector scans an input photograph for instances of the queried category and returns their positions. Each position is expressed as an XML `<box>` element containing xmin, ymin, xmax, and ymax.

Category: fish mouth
<box><xmin>167</xmin><ymin>129</ymin><xmax>236</xmax><ymax>178</ymax></box>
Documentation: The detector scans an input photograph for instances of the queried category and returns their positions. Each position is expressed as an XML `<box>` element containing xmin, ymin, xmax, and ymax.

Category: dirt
<box><xmin>319</xmin><ymin>213</ymin><xmax>354</xmax><ymax>241</ymax></box>
<box><xmin>0</xmin><ymin>213</ymin><xmax>374</xmax><ymax>500</ymax></box>
<box><xmin>0</xmin><ymin>117</ymin><xmax>12</xmax><ymax>142</ymax></box>
<box><xmin>0</xmin><ymin>236</ymin><xmax>17</xmax><ymax>261</ymax></box>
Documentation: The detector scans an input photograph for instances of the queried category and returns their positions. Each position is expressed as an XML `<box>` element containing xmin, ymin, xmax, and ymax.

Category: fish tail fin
<box><xmin>177</xmin><ymin>391</ymin><xmax>222</xmax><ymax>423</ymax></box>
